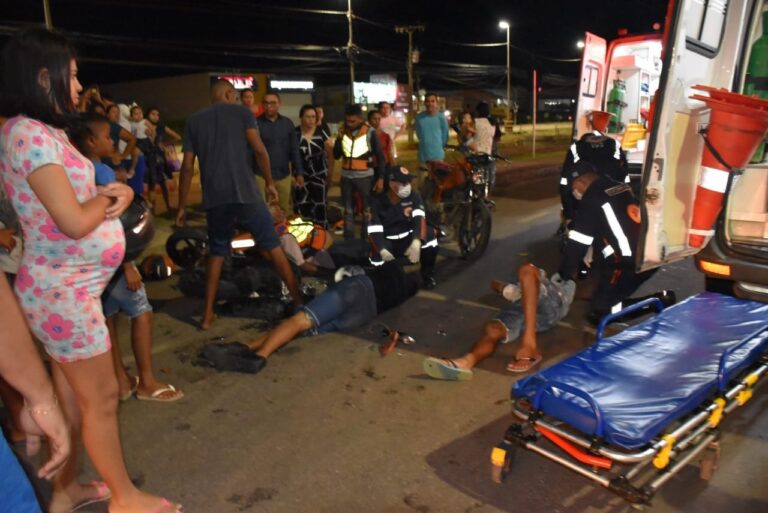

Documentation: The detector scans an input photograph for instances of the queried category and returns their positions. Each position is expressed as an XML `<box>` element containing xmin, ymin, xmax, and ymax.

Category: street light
<box><xmin>576</xmin><ymin>40</ymin><xmax>585</xmax><ymax>49</ymax></box>
<box><xmin>499</xmin><ymin>20</ymin><xmax>511</xmax><ymax>123</ymax></box>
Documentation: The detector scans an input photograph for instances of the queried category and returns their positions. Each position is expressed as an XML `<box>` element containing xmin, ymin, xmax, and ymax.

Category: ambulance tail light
<box><xmin>698</xmin><ymin>259</ymin><xmax>731</xmax><ymax>277</ymax></box>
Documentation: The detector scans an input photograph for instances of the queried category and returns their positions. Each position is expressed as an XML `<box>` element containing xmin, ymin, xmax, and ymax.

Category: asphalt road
<box><xmin>15</xmin><ymin>171</ymin><xmax>768</xmax><ymax>513</ymax></box>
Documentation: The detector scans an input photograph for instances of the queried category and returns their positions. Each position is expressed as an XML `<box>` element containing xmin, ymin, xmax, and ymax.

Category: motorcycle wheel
<box><xmin>458</xmin><ymin>200</ymin><xmax>492</xmax><ymax>261</ymax></box>
<box><xmin>166</xmin><ymin>227</ymin><xmax>209</xmax><ymax>270</ymax></box>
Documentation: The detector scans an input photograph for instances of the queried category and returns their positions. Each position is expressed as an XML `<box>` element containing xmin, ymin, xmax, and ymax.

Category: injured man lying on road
<box><xmin>199</xmin><ymin>262</ymin><xmax>419</xmax><ymax>374</ymax></box>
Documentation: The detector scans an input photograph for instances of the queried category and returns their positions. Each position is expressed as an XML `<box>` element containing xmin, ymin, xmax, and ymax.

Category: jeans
<box><xmin>302</xmin><ymin>275</ymin><xmax>377</xmax><ymax>334</ymax></box>
<box><xmin>0</xmin><ymin>433</ymin><xmax>41</xmax><ymax>513</ymax></box>
<box><xmin>341</xmin><ymin>175</ymin><xmax>373</xmax><ymax>240</ymax></box>
<box><xmin>102</xmin><ymin>271</ymin><xmax>153</xmax><ymax>318</ymax></box>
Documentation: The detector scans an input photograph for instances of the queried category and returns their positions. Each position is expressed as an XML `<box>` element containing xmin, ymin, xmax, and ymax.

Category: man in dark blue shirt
<box><xmin>256</xmin><ymin>91</ymin><xmax>305</xmax><ymax>213</ymax></box>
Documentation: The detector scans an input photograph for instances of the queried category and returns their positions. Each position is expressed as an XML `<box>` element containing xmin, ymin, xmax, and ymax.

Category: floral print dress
<box><xmin>0</xmin><ymin>116</ymin><xmax>125</xmax><ymax>363</ymax></box>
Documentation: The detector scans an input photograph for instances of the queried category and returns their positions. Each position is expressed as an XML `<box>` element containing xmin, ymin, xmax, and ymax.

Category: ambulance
<box><xmin>574</xmin><ymin>0</ymin><xmax>768</xmax><ymax>302</ymax></box>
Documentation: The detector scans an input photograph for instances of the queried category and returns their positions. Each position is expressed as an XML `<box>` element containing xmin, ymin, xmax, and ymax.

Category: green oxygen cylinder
<box><xmin>746</xmin><ymin>10</ymin><xmax>768</xmax><ymax>163</ymax></box>
<box><xmin>606</xmin><ymin>78</ymin><xmax>627</xmax><ymax>134</ymax></box>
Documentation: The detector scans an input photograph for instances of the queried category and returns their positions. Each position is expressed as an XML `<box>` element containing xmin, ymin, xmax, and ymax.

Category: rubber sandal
<box><xmin>423</xmin><ymin>357</ymin><xmax>473</xmax><ymax>381</ymax></box>
<box><xmin>150</xmin><ymin>498</ymin><xmax>183</xmax><ymax>513</ymax></box>
<box><xmin>136</xmin><ymin>384</ymin><xmax>184</xmax><ymax>402</ymax></box>
<box><xmin>506</xmin><ymin>355</ymin><xmax>542</xmax><ymax>373</ymax></box>
<box><xmin>120</xmin><ymin>375</ymin><xmax>140</xmax><ymax>402</ymax></box>
<box><xmin>69</xmin><ymin>480</ymin><xmax>111</xmax><ymax>512</ymax></box>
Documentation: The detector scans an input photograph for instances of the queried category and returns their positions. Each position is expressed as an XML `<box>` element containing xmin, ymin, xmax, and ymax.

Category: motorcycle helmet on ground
<box><xmin>120</xmin><ymin>196</ymin><xmax>155</xmax><ymax>262</ymax></box>
<box><xmin>140</xmin><ymin>254</ymin><xmax>174</xmax><ymax>280</ymax></box>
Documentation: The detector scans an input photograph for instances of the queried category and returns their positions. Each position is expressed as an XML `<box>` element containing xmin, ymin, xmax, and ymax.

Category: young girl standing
<box><xmin>0</xmin><ymin>29</ymin><xmax>181</xmax><ymax>513</ymax></box>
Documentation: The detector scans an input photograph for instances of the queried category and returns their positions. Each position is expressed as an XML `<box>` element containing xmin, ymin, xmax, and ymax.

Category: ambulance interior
<box><xmin>728</xmin><ymin>3</ymin><xmax>768</xmax><ymax>252</ymax></box>
<box><xmin>604</xmin><ymin>39</ymin><xmax>663</xmax><ymax>165</ymax></box>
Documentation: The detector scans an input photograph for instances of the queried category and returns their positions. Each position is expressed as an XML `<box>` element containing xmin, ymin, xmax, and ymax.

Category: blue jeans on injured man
<box><xmin>301</xmin><ymin>275</ymin><xmax>378</xmax><ymax>335</ymax></box>
<box><xmin>494</xmin><ymin>273</ymin><xmax>576</xmax><ymax>343</ymax></box>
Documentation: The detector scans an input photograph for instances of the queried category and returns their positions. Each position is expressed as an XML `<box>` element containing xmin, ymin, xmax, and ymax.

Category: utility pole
<box><xmin>395</xmin><ymin>25</ymin><xmax>424</xmax><ymax>144</ymax></box>
<box><xmin>43</xmin><ymin>0</ymin><xmax>53</xmax><ymax>29</ymax></box>
<box><xmin>347</xmin><ymin>0</ymin><xmax>355</xmax><ymax>103</ymax></box>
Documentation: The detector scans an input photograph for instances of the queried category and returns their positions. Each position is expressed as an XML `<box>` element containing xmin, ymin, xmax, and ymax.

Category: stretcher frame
<box><xmin>491</xmin><ymin>298</ymin><xmax>768</xmax><ymax>507</ymax></box>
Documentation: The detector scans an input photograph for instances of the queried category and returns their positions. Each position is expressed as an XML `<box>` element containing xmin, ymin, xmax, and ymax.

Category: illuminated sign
<box><xmin>354</xmin><ymin>81</ymin><xmax>397</xmax><ymax>104</ymax></box>
<box><xmin>270</xmin><ymin>80</ymin><xmax>314</xmax><ymax>90</ymax></box>
<box><xmin>218</xmin><ymin>75</ymin><xmax>254</xmax><ymax>90</ymax></box>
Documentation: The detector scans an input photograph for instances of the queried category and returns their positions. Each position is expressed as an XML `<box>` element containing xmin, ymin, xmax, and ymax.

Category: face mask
<box><xmin>572</xmin><ymin>189</ymin><xmax>583</xmax><ymax>201</ymax></box>
<box><xmin>397</xmin><ymin>184</ymin><xmax>412</xmax><ymax>198</ymax></box>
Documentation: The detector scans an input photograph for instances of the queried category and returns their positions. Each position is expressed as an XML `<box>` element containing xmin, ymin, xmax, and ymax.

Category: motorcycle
<box><xmin>421</xmin><ymin>146</ymin><xmax>506</xmax><ymax>261</ymax></box>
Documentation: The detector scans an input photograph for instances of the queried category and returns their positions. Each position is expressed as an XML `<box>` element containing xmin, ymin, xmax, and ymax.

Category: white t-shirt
<box><xmin>131</xmin><ymin>119</ymin><xmax>148</xmax><ymax>140</ymax></box>
<box><xmin>379</xmin><ymin>114</ymin><xmax>402</xmax><ymax>157</ymax></box>
<box><xmin>473</xmin><ymin>118</ymin><xmax>494</xmax><ymax>155</ymax></box>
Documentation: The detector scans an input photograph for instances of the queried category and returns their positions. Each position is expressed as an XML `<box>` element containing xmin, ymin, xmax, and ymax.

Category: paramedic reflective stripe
<box><xmin>570</xmin><ymin>143</ymin><xmax>580</xmax><ymax>163</ymax></box>
<box><xmin>369</xmin><ymin>257</ymin><xmax>384</xmax><ymax>266</ymax></box>
<box><xmin>422</xmin><ymin>239</ymin><xmax>438</xmax><ymax>249</ymax></box>
<box><xmin>568</xmin><ymin>230</ymin><xmax>594</xmax><ymax>246</ymax></box>
<box><xmin>614</xmin><ymin>140</ymin><xmax>621</xmax><ymax>160</ymax></box>
<box><xmin>602</xmin><ymin>202</ymin><xmax>632</xmax><ymax>257</ymax></box>
<box><xmin>699</xmin><ymin>166</ymin><xmax>729</xmax><ymax>193</ymax></box>
<box><xmin>367</xmin><ymin>224</ymin><xmax>384</xmax><ymax>234</ymax></box>
<box><xmin>602</xmin><ymin>244</ymin><xmax>615</xmax><ymax>258</ymax></box>
<box><xmin>611</xmin><ymin>302</ymin><xmax>623</xmax><ymax>314</ymax></box>
<box><xmin>412</xmin><ymin>208</ymin><xmax>425</xmax><ymax>218</ymax></box>
<box><xmin>624</xmin><ymin>175</ymin><xmax>630</xmax><ymax>183</ymax></box>
<box><xmin>386</xmin><ymin>230</ymin><xmax>412</xmax><ymax>240</ymax></box>
<box><xmin>560</xmin><ymin>177</ymin><xmax>568</xmax><ymax>186</ymax></box>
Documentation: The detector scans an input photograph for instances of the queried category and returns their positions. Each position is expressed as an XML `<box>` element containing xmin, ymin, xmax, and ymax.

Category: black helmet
<box><xmin>140</xmin><ymin>254</ymin><xmax>173</xmax><ymax>280</ymax></box>
<box><xmin>120</xmin><ymin>197</ymin><xmax>155</xmax><ymax>262</ymax></box>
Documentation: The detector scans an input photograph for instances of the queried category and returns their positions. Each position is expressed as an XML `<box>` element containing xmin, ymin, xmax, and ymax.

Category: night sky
<box><xmin>2</xmin><ymin>0</ymin><xmax>669</xmax><ymax>91</ymax></box>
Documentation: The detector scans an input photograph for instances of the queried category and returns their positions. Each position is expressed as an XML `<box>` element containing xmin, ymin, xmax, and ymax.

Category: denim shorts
<box><xmin>102</xmin><ymin>272</ymin><xmax>153</xmax><ymax>319</ymax></box>
<box><xmin>494</xmin><ymin>275</ymin><xmax>575</xmax><ymax>343</ymax></box>
<box><xmin>206</xmin><ymin>202</ymin><xmax>280</xmax><ymax>257</ymax></box>
<box><xmin>302</xmin><ymin>275</ymin><xmax>377</xmax><ymax>334</ymax></box>
<box><xmin>0</xmin><ymin>434</ymin><xmax>41</xmax><ymax>513</ymax></box>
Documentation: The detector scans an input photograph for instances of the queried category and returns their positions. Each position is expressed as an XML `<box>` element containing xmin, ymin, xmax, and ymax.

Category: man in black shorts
<box><xmin>177</xmin><ymin>79</ymin><xmax>302</xmax><ymax>330</ymax></box>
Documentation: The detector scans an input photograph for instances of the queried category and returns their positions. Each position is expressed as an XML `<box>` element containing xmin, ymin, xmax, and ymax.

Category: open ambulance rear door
<box><xmin>637</xmin><ymin>0</ymin><xmax>759</xmax><ymax>271</ymax></box>
<box><xmin>574</xmin><ymin>33</ymin><xmax>607</xmax><ymax>139</ymax></box>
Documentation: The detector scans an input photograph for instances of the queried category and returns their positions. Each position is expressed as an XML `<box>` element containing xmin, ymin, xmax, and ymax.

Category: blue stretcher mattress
<box><xmin>513</xmin><ymin>292</ymin><xmax>768</xmax><ymax>450</ymax></box>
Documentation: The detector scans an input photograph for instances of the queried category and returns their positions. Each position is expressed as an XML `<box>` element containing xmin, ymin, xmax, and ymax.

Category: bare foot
<box><xmin>200</xmin><ymin>313</ymin><xmax>217</xmax><ymax>331</ymax></box>
<box><xmin>108</xmin><ymin>491</ymin><xmax>182</xmax><ymax>513</ymax></box>
<box><xmin>49</xmin><ymin>481</ymin><xmax>111</xmax><ymax>513</ymax></box>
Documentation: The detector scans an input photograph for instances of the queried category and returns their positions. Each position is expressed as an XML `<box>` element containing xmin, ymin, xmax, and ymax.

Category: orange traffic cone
<box><xmin>589</xmin><ymin>110</ymin><xmax>614</xmax><ymax>133</ymax></box>
<box><xmin>688</xmin><ymin>85</ymin><xmax>768</xmax><ymax>247</ymax></box>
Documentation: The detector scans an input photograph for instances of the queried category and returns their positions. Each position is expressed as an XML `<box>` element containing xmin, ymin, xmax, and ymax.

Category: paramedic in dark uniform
<box><xmin>368</xmin><ymin>166</ymin><xmax>439</xmax><ymax>289</ymax></box>
<box><xmin>559</xmin><ymin>164</ymin><xmax>673</xmax><ymax>322</ymax></box>
<box><xmin>560</xmin><ymin>126</ymin><xmax>628</xmax><ymax>224</ymax></box>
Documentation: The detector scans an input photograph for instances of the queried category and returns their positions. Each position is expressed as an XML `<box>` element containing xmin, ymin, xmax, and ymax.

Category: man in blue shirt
<box><xmin>255</xmin><ymin>92</ymin><xmax>305</xmax><ymax>213</ymax></box>
<box><xmin>414</xmin><ymin>92</ymin><xmax>449</xmax><ymax>185</ymax></box>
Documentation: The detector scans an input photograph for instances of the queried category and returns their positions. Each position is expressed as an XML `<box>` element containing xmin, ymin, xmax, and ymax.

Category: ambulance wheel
<box><xmin>490</xmin><ymin>446</ymin><xmax>514</xmax><ymax>484</ymax></box>
<box><xmin>459</xmin><ymin>200</ymin><xmax>492</xmax><ymax>261</ymax></box>
<box><xmin>166</xmin><ymin>227</ymin><xmax>209</xmax><ymax>270</ymax></box>
<box><xmin>699</xmin><ymin>441</ymin><xmax>720</xmax><ymax>481</ymax></box>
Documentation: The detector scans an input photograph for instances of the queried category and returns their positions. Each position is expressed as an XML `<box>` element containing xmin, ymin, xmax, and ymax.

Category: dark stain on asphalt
<box><xmin>384</xmin><ymin>388</ymin><xmax>398</xmax><ymax>395</ymax></box>
<box><xmin>403</xmin><ymin>494</ymin><xmax>431</xmax><ymax>513</ymax></box>
<box><xmin>175</xmin><ymin>423</ymin><xmax>191</xmax><ymax>431</ymax></box>
<box><xmin>226</xmin><ymin>487</ymin><xmax>278</xmax><ymax>510</ymax></box>
<box><xmin>362</xmin><ymin>366</ymin><xmax>385</xmax><ymax>380</ymax></box>
<box><xmin>416</xmin><ymin>385</ymin><xmax>426</xmax><ymax>392</ymax></box>
<box><xmin>212</xmin><ymin>408</ymin><xmax>227</xmax><ymax>414</ymax></box>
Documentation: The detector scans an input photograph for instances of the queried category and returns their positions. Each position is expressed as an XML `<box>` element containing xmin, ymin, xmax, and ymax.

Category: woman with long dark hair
<box><xmin>0</xmin><ymin>29</ymin><xmax>181</xmax><ymax>513</ymax></box>
<box><xmin>295</xmin><ymin>104</ymin><xmax>333</xmax><ymax>227</ymax></box>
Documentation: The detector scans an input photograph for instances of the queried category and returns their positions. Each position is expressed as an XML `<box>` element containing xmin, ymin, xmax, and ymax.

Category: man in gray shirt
<box><xmin>177</xmin><ymin>79</ymin><xmax>302</xmax><ymax>330</ymax></box>
<box><xmin>255</xmin><ymin>91</ymin><xmax>305</xmax><ymax>213</ymax></box>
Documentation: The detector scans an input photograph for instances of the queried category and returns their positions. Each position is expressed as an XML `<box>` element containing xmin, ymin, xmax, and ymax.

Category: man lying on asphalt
<box><xmin>423</xmin><ymin>162</ymin><xmax>675</xmax><ymax>380</ymax></box>
<box><xmin>200</xmin><ymin>262</ymin><xmax>419</xmax><ymax>374</ymax></box>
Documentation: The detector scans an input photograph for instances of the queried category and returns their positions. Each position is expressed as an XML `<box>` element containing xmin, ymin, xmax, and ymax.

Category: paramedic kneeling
<box><xmin>368</xmin><ymin>166</ymin><xmax>439</xmax><ymax>289</ymax></box>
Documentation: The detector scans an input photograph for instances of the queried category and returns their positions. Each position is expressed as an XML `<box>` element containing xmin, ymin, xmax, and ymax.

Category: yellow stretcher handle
<box><xmin>653</xmin><ymin>434</ymin><xmax>676</xmax><ymax>469</ymax></box>
<box><xmin>491</xmin><ymin>447</ymin><xmax>507</xmax><ymax>467</ymax></box>
<box><xmin>737</xmin><ymin>388</ymin><xmax>753</xmax><ymax>406</ymax></box>
<box><xmin>708</xmin><ymin>398</ymin><xmax>726</xmax><ymax>428</ymax></box>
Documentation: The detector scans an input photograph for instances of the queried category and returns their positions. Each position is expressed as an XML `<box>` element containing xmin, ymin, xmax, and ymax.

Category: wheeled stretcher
<box><xmin>491</xmin><ymin>292</ymin><xmax>768</xmax><ymax>506</ymax></box>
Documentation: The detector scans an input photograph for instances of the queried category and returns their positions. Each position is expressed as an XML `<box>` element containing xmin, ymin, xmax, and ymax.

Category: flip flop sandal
<box><xmin>136</xmin><ymin>384</ymin><xmax>185</xmax><ymax>402</ymax></box>
<box><xmin>69</xmin><ymin>480</ymin><xmax>111</xmax><ymax>512</ymax></box>
<box><xmin>149</xmin><ymin>498</ymin><xmax>184</xmax><ymax>513</ymax></box>
<box><xmin>120</xmin><ymin>375</ymin><xmax>140</xmax><ymax>402</ymax></box>
<box><xmin>423</xmin><ymin>357</ymin><xmax>473</xmax><ymax>381</ymax></box>
<box><xmin>506</xmin><ymin>355</ymin><xmax>542</xmax><ymax>373</ymax></box>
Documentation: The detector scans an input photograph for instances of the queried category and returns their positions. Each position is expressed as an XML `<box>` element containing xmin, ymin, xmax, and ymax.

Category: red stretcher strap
<box><xmin>535</xmin><ymin>425</ymin><xmax>613</xmax><ymax>469</ymax></box>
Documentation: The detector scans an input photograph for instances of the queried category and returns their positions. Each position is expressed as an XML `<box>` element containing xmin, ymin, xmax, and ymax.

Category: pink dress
<box><xmin>0</xmin><ymin>116</ymin><xmax>125</xmax><ymax>363</ymax></box>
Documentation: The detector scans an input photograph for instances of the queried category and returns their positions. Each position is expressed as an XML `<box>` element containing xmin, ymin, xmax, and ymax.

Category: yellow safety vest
<box><xmin>340</xmin><ymin>124</ymin><xmax>371</xmax><ymax>171</ymax></box>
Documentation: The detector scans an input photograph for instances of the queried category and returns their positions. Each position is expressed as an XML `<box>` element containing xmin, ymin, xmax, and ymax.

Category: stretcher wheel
<box><xmin>699</xmin><ymin>441</ymin><xmax>720</xmax><ymax>481</ymax></box>
<box><xmin>490</xmin><ymin>446</ymin><xmax>515</xmax><ymax>484</ymax></box>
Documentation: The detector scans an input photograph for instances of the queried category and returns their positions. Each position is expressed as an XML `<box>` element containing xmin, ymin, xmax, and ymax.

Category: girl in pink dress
<box><xmin>0</xmin><ymin>29</ymin><xmax>181</xmax><ymax>513</ymax></box>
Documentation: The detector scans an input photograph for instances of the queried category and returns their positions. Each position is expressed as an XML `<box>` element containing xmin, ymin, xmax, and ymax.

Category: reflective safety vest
<box><xmin>340</xmin><ymin>124</ymin><xmax>371</xmax><ymax>171</ymax></box>
<box><xmin>275</xmin><ymin>217</ymin><xmax>330</xmax><ymax>251</ymax></box>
